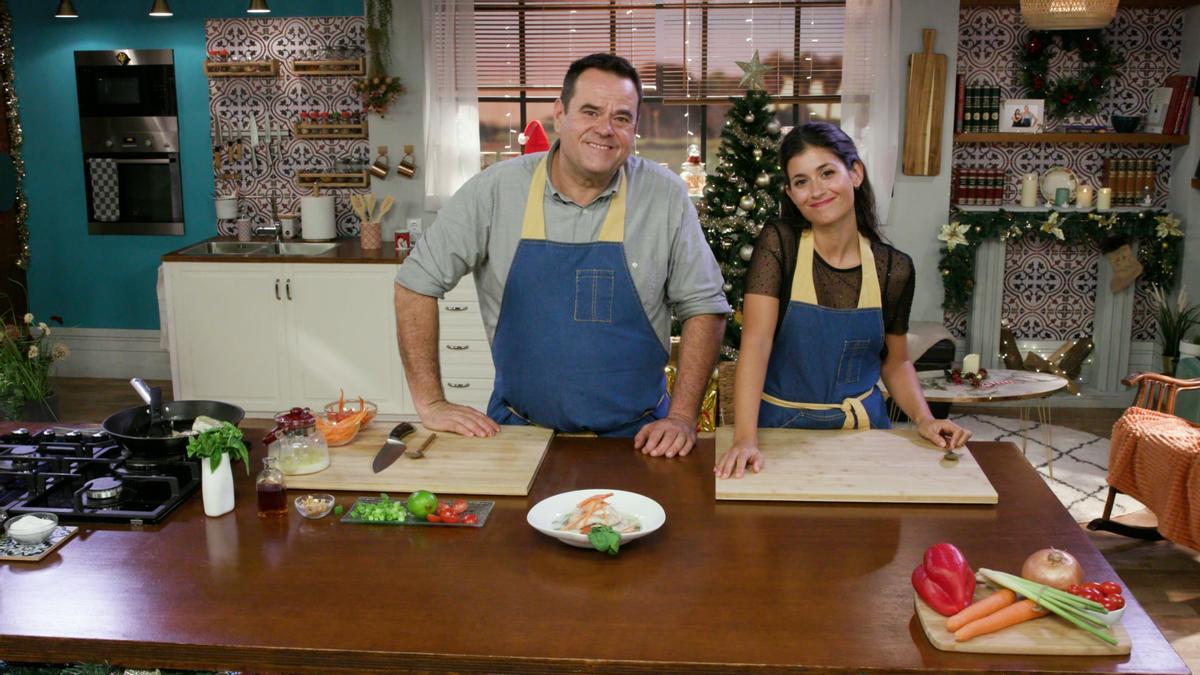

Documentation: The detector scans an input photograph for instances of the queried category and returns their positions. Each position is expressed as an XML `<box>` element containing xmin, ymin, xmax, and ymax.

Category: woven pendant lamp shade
<box><xmin>1020</xmin><ymin>0</ymin><xmax>1118</xmax><ymax>30</ymax></box>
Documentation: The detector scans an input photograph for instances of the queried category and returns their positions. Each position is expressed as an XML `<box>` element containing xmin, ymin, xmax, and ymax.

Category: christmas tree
<box><xmin>700</xmin><ymin>57</ymin><xmax>784</xmax><ymax>360</ymax></box>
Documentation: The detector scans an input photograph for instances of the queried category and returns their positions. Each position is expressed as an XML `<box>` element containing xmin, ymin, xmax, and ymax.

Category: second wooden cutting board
<box><xmin>901</xmin><ymin>28</ymin><xmax>947</xmax><ymax>176</ymax></box>
<box><xmin>714</xmin><ymin>428</ymin><xmax>997</xmax><ymax>504</ymax></box>
<box><xmin>285</xmin><ymin>424</ymin><xmax>554</xmax><ymax>496</ymax></box>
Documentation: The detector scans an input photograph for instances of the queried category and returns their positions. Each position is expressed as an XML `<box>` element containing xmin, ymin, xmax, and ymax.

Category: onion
<box><xmin>1020</xmin><ymin>547</ymin><xmax>1083</xmax><ymax>590</ymax></box>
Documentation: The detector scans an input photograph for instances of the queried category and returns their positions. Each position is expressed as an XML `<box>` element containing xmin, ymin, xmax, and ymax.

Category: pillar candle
<box><xmin>1076</xmin><ymin>185</ymin><xmax>1093</xmax><ymax>209</ymax></box>
<box><xmin>1097</xmin><ymin>187</ymin><xmax>1113</xmax><ymax>211</ymax></box>
<box><xmin>962</xmin><ymin>353</ymin><xmax>980</xmax><ymax>375</ymax></box>
<box><xmin>1020</xmin><ymin>173</ymin><xmax>1039</xmax><ymax>207</ymax></box>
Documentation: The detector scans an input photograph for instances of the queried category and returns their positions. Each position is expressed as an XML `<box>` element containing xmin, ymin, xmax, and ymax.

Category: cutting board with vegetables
<box><xmin>285</xmin><ymin>425</ymin><xmax>553</xmax><ymax>496</ymax></box>
<box><xmin>915</xmin><ymin>590</ymin><xmax>1131</xmax><ymax>655</ymax></box>
<box><xmin>714</xmin><ymin>428</ymin><xmax>997</xmax><ymax>504</ymax></box>
<box><xmin>901</xmin><ymin>28</ymin><xmax>947</xmax><ymax>176</ymax></box>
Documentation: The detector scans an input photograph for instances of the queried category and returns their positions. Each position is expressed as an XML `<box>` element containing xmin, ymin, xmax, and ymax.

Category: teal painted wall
<box><xmin>10</xmin><ymin>0</ymin><xmax>363</xmax><ymax>330</ymax></box>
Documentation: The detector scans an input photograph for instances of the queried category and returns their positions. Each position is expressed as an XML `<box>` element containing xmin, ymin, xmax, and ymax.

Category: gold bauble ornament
<box><xmin>753</xmin><ymin>148</ymin><xmax>763</xmax><ymax>160</ymax></box>
<box><xmin>766</xmin><ymin>120</ymin><xmax>781</xmax><ymax>135</ymax></box>
<box><xmin>744</xmin><ymin>113</ymin><xmax>755</xmax><ymax>123</ymax></box>
<box><xmin>755</xmin><ymin>172</ymin><xmax>770</xmax><ymax>187</ymax></box>
<box><xmin>723</xmin><ymin>282</ymin><xmax>734</xmax><ymax>293</ymax></box>
<box><xmin>739</xmin><ymin>194</ymin><xmax>756</xmax><ymax>211</ymax></box>
<box><xmin>739</xmin><ymin>244</ymin><xmax>754</xmax><ymax>261</ymax></box>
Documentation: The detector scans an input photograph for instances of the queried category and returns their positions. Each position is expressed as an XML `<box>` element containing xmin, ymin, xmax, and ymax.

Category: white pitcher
<box><xmin>201</xmin><ymin>453</ymin><xmax>235</xmax><ymax>517</ymax></box>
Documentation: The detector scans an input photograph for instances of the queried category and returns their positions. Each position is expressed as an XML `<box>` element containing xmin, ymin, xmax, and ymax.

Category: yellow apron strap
<box><xmin>792</xmin><ymin>230</ymin><xmax>882</xmax><ymax>309</ymax></box>
<box><xmin>520</xmin><ymin>156</ymin><xmax>626</xmax><ymax>242</ymax></box>
<box><xmin>761</xmin><ymin>389</ymin><xmax>874</xmax><ymax>430</ymax></box>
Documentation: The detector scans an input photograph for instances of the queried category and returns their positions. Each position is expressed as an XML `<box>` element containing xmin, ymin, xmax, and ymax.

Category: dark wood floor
<box><xmin>47</xmin><ymin>378</ymin><xmax>1200</xmax><ymax>671</ymax></box>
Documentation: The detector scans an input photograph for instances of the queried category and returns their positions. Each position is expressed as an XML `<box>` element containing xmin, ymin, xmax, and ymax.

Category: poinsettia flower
<box><xmin>1040</xmin><ymin>212</ymin><xmax>1064</xmax><ymax>240</ymax></box>
<box><xmin>1154</xmin><ymin>214</ymin><xmax>1182</xmax><ymax>238</ymax></box>
<box><xmin>937</xmin><ymin>222</ymin><xmax>970</xmax><ymax>251</ymax></box>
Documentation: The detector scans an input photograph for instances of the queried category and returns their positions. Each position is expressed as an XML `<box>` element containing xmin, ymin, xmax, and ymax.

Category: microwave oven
<box><xmin>75</xmin><ymin>49</ymin><xmax>177</xmax><ymax>119</ymax></box>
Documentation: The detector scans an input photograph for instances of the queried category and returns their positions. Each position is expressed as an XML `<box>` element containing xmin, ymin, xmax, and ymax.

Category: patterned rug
<box><xmin>950</xmin><ymin>414</ymin><xmax>1146</xmax><ymax>523</ymax></box>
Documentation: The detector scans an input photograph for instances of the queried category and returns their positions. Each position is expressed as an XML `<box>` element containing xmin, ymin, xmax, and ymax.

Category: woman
<box><xmin>716</xmin><ymin>122</ymin><xmax>970</xmax><ymax>479</ymax></box>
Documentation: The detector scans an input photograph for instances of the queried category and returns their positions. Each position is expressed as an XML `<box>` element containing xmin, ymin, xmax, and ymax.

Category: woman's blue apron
<box><xmin>758</xmin><ymin>230</ymin><xmax>891</xmax><ymax>430</ymax></box>
<box><xmin>485</xmin><ymin>156</ymin><xmax>669</xmax><ymax>436</ymax></box>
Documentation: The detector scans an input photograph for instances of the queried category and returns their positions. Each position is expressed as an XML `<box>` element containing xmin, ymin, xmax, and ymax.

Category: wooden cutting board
<box><xmin>915</xmin><ymin>589</ymin><xmax>1131</xmax><ymax>655</ymax></box>
<box><xmin>285</xmin><ymin>424</ymin><xmax>553</xmax><ymax>496</ymax></box>
<box><xmin>901</xmin><ymin>28</ymin><xmax>947</xmax><ymax>176</ymax></box>
<box><xmin>714</xmin><ymin>428</ymin><xmax>997</xmax><ymax>504</ymax></box>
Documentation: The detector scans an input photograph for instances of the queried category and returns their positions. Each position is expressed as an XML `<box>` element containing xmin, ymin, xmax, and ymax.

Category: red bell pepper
<box><xmin>911</xmin><ymin>542</ymin><xmax>975</xmax><ymax>616</ymax></box>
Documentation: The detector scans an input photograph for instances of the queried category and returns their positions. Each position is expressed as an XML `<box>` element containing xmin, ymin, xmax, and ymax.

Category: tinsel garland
<box><xmin>937</xmin><ymin>209</ymin><xmax>1184</xmax><ymax>312</ymax></box>
<box><xmin>1016</xmin><ymin>30</ymin><xmax>1121</xmax><ymax>119</ymax></box>
<box><xmin>0</xmin><ymin>3</ymin><xmax>29</xmax><ymax>271</ymax></box>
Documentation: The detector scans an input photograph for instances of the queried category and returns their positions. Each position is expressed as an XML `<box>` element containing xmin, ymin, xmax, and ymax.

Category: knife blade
<box><xmin>249</xmin><ymin>114</ymin><xmax>259</xmax><ymax>173</ymax></box>
<box><xmin>371</xmin><ymin>422</ymin><xmax>416</xmax><ymax>473</ymax></box>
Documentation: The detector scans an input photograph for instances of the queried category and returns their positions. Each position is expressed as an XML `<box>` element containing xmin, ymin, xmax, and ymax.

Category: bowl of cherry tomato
<box><xmin>1067</xmin><ymin>580</ymin><xmax>1126</xmax><ymax>625</ymax></box>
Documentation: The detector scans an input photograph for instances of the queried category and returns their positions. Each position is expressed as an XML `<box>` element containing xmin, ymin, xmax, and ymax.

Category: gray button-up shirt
<box><xmin>395</xmin><ymin>144</ymin><xmax>730</xmax><ymax>351</ymax></box>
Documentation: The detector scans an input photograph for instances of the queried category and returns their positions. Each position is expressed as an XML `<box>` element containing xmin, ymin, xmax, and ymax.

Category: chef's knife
<box><xmin>249</xmin><ymin>114</ymin><xmax>259</xmax><ymax>173</ymax></box>
<box><xmin>263</xmin><ymin>112</ymin><xmax>273</xmax><ymax>167</ymax></box>
<box><xmin>371</xmin><ymin>422</ymin><xmax>416</xmax><ymax>473</ymax></box>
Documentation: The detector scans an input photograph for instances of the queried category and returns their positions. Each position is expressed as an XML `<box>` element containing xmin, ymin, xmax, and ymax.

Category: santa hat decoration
<box><xmin>518</xmin><ymin>120</ymin><xmax>550</xmax><ymax>154</ymax></box>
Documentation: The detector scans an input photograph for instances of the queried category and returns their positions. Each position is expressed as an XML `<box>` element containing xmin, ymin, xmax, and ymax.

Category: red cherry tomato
<box><xmin>1101</xmin><ymin>594</ymin><xmax>1126</xmax><ymax>610</ymax></box>
<box><xmin>463</xmin><ymin>513</ymin><xmax>478</xmax><ymax>524</ymax></box>
<box><xmin>440</xmin><ymin>513</ymin><xmax>461</xmax><ymax>524</ymax></box>
<box><xmin>451</xmin><ymin>499</ymin><xmax>469</xmax><ymax>514</ymax></box>
<box><xmin>1082</xmin><ymin>587</ymin><xmax>1105</xmax><ymax>603</ymax></box>
<box><xmin>426</xmin><ymin>513</ymin><xmax>442</xmax><ymax>523</ymax></box>
<box><xmin>1067</xmin><ymin>584</ymin><xmax>1082</xmax><ymax>596</ymax></box>
<box><xmin>1099</xmin><ymin>581</ymin><xmax>1122</xmax><ymax>597</ymax></box>
<box><xmin>1083</xmin><ymin>582</ymin><xmax>1104</xmax><ymax>592</ymax></box>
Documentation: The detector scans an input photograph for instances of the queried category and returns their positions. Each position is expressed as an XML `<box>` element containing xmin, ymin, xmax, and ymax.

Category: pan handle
<box><xmin>130</xmin><ymin>378</ymin><xmax>154</xmax><ymax>405</ymax></box>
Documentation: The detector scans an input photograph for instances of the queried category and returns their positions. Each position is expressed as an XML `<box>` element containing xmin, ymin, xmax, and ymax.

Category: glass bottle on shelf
<box><xmin>256</xmin><ymin>456</ymin><xmax>288</xmax><ymax>517</ymax></box>
<box><xmin>679</xmin><ymin>144</ymin><xmax>707</xmax><ymax>197</ymax></box>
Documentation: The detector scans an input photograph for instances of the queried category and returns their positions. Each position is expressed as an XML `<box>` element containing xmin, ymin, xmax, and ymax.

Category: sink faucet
<box><xmin>252</xmin><ymin>193</ymin><xmax>283</xmax><ymax>245</ymax></box>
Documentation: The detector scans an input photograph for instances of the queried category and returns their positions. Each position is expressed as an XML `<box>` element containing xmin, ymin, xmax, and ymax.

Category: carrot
<box><xmin>946</xmin><ymin>589</ymin><xmax>1017</xmax><ymax>632</ymax></box>
<box><xmin>953</xmin><ymin>599</ymin><xmax>1048</xmax><ymax>642</ymax></box>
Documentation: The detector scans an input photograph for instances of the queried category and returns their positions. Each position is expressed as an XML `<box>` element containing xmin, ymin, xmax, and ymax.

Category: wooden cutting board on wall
<box><xmin>714</xmin><ymin>428</ymin><xmax>997</xmax><ymax>504</ymax></box>
<box><xmin>286</xmin><ymin>425</ymin><xmax>554</xmax><ymax>496</ymax></box>
<box><xmin>902</xmin><ymin>29</ymin><xmax>947</xmax><ymax>176</ymax></box>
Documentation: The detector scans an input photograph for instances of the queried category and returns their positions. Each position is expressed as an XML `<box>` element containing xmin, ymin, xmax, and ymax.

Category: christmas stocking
<box><xmin>1101</xmin><ymin>236</ymin><xmax>1143</xmax><ymax>293</ymax></box>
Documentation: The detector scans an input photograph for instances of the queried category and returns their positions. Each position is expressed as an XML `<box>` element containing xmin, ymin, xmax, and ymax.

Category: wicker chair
<box><xmin>1086</xmin><ymin>372</ymin><xmax>1200</xmax><ymax>540</ymax></box>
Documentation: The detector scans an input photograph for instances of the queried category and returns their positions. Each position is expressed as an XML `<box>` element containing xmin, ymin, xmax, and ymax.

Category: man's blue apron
<box><xmin>486</xmin><ymin>156</ymin><xmax>669</xmax><ymax>436</ymax></box>
<box><xmin>758</xmin><ymin>230</ymin><xmax>891</xmax><ymax>430</ymax></box>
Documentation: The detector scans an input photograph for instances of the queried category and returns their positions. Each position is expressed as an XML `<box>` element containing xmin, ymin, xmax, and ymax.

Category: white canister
<box><xmin>300</xmin><ymin>196</ymin><xmax>336</xmax><ymax>241</ymax></box>
<box><xmin>1019</xmin><ymin>173</ymin><xmax>1039</xmax><ymax>208</ymax></box>
<box><xmin>280</xmin><ymin>216</ymin><xmax>297</xmax><ymax>239</ymax></box>
<box><xmin>201</xmin><ymin>453</ymin><xmax>235</xmax><ymax>517</ymax></box>
<box><xmin>215</xmin><ymin>197</ymin><xmax>239</xmax><ymax>219</ymax></box>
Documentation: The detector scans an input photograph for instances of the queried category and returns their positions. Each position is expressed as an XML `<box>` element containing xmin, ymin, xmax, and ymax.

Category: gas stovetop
<box><xmin>0</xmin><ymin>427</ymin><xmax>200</xmax><ymax>524</ymax></box>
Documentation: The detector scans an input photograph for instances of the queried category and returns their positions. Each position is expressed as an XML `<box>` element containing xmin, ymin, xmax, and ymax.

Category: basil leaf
<box><xmin>588</xmin><ymin>525</ymin><xmax>621</xmax><ymax>555</ymax></box>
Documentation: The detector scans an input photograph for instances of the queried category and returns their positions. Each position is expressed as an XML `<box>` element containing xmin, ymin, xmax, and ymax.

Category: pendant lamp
<box><xmin>55</xmin><ymin>0</ymin><xmax>78</xmax><ymax>18</ymax></box>
<box><xmin>248</xmin><ymin>0</ymin><xmax>271</xmax><ymax>13</ymax></box>
<box><xmin>1019</xmin><ymin>0</ymin><xmax>1118</xmax><ymax>30</ymax></box>
<box><xmin>149</xmin><ymin>0</ymin><xmax>173</xmax><ymax>17</ymax></box>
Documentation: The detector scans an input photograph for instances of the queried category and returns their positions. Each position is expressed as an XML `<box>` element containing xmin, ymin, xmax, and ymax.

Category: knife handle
<box><xmin>389</xmin><ymin>422</ymin><xmax>415</xmax><ymax>441</ymax></box>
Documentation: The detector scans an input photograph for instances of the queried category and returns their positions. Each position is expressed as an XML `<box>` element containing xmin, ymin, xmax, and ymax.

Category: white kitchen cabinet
<box><xmin>438</xmin><ymin>281</ymin><xmax>495</xmax><ymax>408</ymax></box>
<box><xmin>164</xmin><ymin>262</ymin><xmax>408</xmax><ymax>417</ymax></box>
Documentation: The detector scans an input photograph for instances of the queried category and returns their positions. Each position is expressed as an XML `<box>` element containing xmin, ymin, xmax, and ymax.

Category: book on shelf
<box><xmin>1162</xmin><ymin>75</ymin><xmax>1191</xmax><ymax>136</ymax></box>
<box><xmin>954</xmin><ymin>74</ymin><xmax>965</xmax><ymax>134</ymax></box>
<box><xmin>1145</xmin><ymin>86</ymin><xmax>1174</xmax><ymax>134</ymax></box>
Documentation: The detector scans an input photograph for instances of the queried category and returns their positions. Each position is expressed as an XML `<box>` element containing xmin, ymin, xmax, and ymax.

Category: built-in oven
<box><xmin>75</xmin><ymin>49</ymin><xmax>177</xmax><ymax>119</ymax></box>
<box><xmin>81</xmin><ymin>117</ymin><xmax>184</xmax><ymax>235</ymax></box>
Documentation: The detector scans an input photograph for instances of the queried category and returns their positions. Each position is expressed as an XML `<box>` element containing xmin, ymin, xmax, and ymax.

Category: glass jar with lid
<box><xmin>268</xmin><ymin>407</ymin><xmax>329</xmax><ymax>475</ymax></box>
<box><xmin>679</xmin><ymin>144</ymin><xmax>707</xmax><ymax>197</ymax></box>
<box><xmin>255</xmin><ymin>456</ymin><xmax>287</xmax><ymax>517</ymax></box>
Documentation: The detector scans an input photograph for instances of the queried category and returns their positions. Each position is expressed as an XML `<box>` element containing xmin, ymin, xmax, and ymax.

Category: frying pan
<box><xmin>102</xmin><ymin>379</ymin><xmax>244</xmax><ymax>458</ymax></box>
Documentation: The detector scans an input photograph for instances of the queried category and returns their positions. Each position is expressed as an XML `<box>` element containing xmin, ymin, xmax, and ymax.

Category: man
<box><xmin>394</xmin><ymin>53</ymin><xmax>729</xmax><ymax>458</ymax></box>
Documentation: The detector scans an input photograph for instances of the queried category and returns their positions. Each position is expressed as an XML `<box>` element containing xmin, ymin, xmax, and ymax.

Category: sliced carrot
<box><xmin>953</xmin><ymin>599</ymin><xmax>1047</xmax><ymax>642</ymax></box>
<box><xmin>946</xmin><ymin>589</ymin><xmax>1017</xmax><ymax>632</ymax></box>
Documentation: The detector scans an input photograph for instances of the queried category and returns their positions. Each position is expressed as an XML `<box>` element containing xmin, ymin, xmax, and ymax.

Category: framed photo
<box><xmin>1000</xmin><ymin>98</ymin><xmax>1044</xmax><ymax>133</ymax></box>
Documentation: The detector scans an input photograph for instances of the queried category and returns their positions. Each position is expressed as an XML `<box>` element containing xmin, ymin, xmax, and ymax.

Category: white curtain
<box><xmin>422</xmin><ymin>0</ymin><xmax>481</xmax><ymax>211</ymax></box>
<box><xmin>840</xmin><ymin>0</ymin><xmax>900</xmax><ymax>226</ymax></box>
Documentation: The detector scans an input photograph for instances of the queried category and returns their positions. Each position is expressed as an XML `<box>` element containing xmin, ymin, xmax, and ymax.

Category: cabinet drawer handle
<box><xmin>286</xmin><ymin>279</ymin><xmax>292</xmax><ymax>301</ymax></box>
<box><xmin>275</xmin><ymin>278</ymin><xmax>281</xmax><ymax>301</ymax></box>
<box><xmin>446</xmin><ymin>382</ymin><xmax>471</xmax><ymax>388</ymax></box>
<box><xmin>445</xmin><ymin>344</ymin><xmax>470</xmax><ymax>350</ymax></box>
<box><xmin>443</xmin><ymin>305</ymin><xmax>469</xmax><ymax>312</ymax></box>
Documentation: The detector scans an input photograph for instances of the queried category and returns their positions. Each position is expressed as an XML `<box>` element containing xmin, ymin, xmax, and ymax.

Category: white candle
<box><xmin>1020</xmin><ymin>173</ymin><xmax>1039</xmax><ymax>208</ymax></box>
<box><xmin>962</xmin><ymin>353</ymin><xmax>980</xmax><ymax>375</ymax></box>
<box><xmin>1076</xmin><ymin>185</ymin><xmax>1093</xmax><ymax>209</ymax></box>
<box><xmin>1097</xmin><ymin>187</ymin><xmax>1112</xmax><ymax>211</ymax></box>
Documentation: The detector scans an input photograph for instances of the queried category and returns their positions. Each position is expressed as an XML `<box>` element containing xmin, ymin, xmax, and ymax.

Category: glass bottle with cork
<box><xmin>255</xmin><ymin>456</ymin><xmax>287</xmax><ymax>517</ymax></box>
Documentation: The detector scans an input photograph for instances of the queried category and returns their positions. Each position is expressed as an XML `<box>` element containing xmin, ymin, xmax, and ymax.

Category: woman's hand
<box><xmin>917</xmin><ymin>418</ymin><xmax>971</xmax><ymax>449</ymax></box>
<box><xmin>715</xmin><ymin>438</ymin><xmax>765</xmax><ymax>479</ymax></box>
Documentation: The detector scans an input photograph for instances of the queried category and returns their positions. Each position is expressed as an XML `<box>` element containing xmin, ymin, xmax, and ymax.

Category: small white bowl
<box><xmin>1080</xmin><ymin>604</ymin><xmax>1125</xmax><ymax>626</ymax></box>
<box><xmin>527</xmin><ymin>489</ymin><xmax>665</xmax><ymax>549</ymax></box>
<box><xmin>3</xmin><ymin>512</ymin><xmax>59</xmax><ymax>544</ymax></box>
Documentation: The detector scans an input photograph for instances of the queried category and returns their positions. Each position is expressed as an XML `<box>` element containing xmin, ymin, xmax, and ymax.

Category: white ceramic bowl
<box><xmin>3</xmin><ymin>512</ymin><xmax>58</xmax><ymax>544</ymax></box>
<box><xmin>1080</xmin><ymin>604</ymin><xmax>1125</xmax><ymax>626</ymax></box>
<box><xmin>526</xmin><ymin>489</ymin><xmax>665</xmax><ymax>549</ymax></box>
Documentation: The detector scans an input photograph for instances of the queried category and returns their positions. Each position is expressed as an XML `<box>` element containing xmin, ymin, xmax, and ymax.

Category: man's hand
<box><xmin>633</xmin><ymin>414</ymin><xmax>696</xmax><ymax>458</ymax></box>
<box><xmin>418</xmin><ymin>399</ymin><xmax>500</xmax><ymax>438</ymax></box>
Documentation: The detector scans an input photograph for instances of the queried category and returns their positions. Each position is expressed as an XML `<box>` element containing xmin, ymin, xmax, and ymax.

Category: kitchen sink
<box><xmin>178</xmin><ymin>241</ymin><xmax>340</xmax><ymax>257</ymax></box>
<box><xmin>271</xmin><ymin>242</ymin><xmax>339</xmax><ymax>256</ymax></box>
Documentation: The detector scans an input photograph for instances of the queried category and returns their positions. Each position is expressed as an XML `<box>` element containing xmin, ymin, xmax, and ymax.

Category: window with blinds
<box><xmin>475</xmin><ymin>0</ymin><xmax>845</xmax><ymax>169</ymax></box>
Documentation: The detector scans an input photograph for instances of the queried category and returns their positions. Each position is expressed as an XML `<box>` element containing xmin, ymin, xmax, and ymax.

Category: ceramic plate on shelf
<box><xmin>1040</xmin><ymin>167</ymin><xmax>1079</xmax><ymax>204</ymax></box>
<box><xmin>526</xmin><ymin>489</ymin><xmax>666</xmax><ymax>548</ymax></box>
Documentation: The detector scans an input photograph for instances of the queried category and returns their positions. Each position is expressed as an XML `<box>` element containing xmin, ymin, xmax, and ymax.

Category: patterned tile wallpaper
<box><xmin>945</xmin><ymin>6</ymin><xmax>1181</xmax><ymax>342</ymax></box>
<box><xmin>205</xmin><ymin>16</ymin><xmax>369</xmax><ymax>237</ymax></box>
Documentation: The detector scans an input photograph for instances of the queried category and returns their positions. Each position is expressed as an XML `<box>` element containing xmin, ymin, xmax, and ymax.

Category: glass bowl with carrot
<box><xmin>317</xmin><ymin>392</ymin><xmax>377</xmax><ymax>446</ymax></box>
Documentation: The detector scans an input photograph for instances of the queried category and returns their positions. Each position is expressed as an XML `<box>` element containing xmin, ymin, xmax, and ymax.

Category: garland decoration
<box><xmin>358</xmin><ymin>0</ymin><xmax>403</xmax><ymax>116</ymax></box>
<box><xmin>938</xmin><ymin>209</ymin><xmax>1183</xmax><ymax>312</ymax></box>
<box><xmin>1016</xmin><ymin>30</ymin><xmax>1121</xmax><ymax>119</ymax></box>
<box><xmin>0</xmin><ymin>4</ymin><xmax>28</xmax><ymax>272</ymax></box>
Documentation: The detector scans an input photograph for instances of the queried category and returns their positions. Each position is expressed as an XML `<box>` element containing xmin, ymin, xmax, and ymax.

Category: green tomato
<box><xmin>406</xmin><ymin>490</ymin><xmax>438</xmax><ymax>518</ymax></box>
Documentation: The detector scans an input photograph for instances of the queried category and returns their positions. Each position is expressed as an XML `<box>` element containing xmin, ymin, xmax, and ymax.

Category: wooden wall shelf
<box><xmin>297</xmin><ymin>172</ymin><xmax>368</xmax><ymax>188</ymax></box>
<box><xmin>954</xmin><ymin>132</ymin><xmax>1190</xmax><ymax>145</ymax></box>
<box><xmin>293</xmin><ymin>58</ymin><xmax>365</xmax><ymax>76</ymax></box>
<box><xmin>204</xmin><ymin>60</ymin><xmax>279</xmax><ymax>78</ymax></box>
<box><xmin>294</xmin><ymin>122</ymin><xmax>367</xmax><ymax>139</ymax></box>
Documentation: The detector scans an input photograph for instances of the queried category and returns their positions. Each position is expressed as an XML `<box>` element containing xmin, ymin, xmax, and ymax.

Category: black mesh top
<box><xmin>745</xmin><ymin>222</ymin><xmax>916</xmax><ymax>353</ymax></box>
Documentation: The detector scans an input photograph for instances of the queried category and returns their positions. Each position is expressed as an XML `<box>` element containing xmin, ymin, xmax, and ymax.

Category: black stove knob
<box><xmin>11</xmin><ymin>428</ymin><xmax>30</xmax><ymax>438</ymax></box>
<box><xmin>38</xmin><ymin>429</ymin><xmax>56</xmax><ymax>439</ymax></box>
<box><xmin>91</xmin><ymin>431</ymin><xmax>109</xmax><ymax>440</ymax></box>
<box><xmin>65</xmin><ymin>430</ymin><xmax>83</xmax><ymax>440</ymax></box>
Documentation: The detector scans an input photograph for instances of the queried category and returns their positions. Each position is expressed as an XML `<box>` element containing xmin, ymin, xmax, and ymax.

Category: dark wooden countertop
<box><xmin>0</xmin><ymin>427</ymin><xmax>1187</xmax><ymax>674</ymax></box>
<box><xmin>161</xmin><ymin>236</ymin><xmax>409</xmax><ymax>264</ymax></box>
